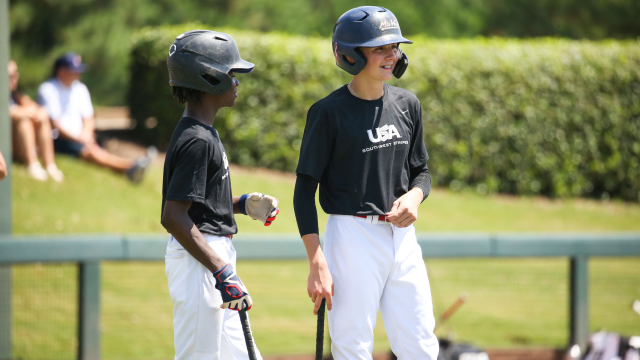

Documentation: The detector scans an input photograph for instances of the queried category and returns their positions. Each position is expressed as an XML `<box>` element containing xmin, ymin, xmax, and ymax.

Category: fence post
<box><xmin>0</xmin><ymin>0</ymin><xmax>12</xmax><ymax>357</ymax></box>
<box><xmin>569</xmin><ymin>256</ymin><xmax>589</xmax><ymax>352</ymax></box>
<box><xmin>78</xmin><ymin>262</ymin><xmax>101</xmax><ymax>360</ymax></box>
<box><xmin>0</xmin><ymin>269</ymin><xmax>9</xmax><ymax>360</ymax></box>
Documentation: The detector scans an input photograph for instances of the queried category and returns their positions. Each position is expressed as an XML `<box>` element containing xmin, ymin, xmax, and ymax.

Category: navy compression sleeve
<box><xmin>293</xmin><ymin>173</ymin><xmax>320</xmax><ymax>237</ymax></box>
<box><xmin>409</xmin><ymin>163</ymin><xmax>432</xmax><ymax>202</ymax></box>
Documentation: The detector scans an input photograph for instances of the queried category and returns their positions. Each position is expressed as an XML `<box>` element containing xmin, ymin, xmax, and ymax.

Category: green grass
<box><xmin>12</xmin><ymin>156</ymin><xmax>640</xmax><ymax>234</ymax></box>
<box><xmin>9</xmin><ymin>156</ymin><xmax>640</xmax><ymax>359</ymax></box>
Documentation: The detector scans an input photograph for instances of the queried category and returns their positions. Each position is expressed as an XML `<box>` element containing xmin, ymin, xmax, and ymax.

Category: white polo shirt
<box><xmin>38</xmin><ymin>78</ymin><xmax>94</xmax><ymax>138</ymax></box>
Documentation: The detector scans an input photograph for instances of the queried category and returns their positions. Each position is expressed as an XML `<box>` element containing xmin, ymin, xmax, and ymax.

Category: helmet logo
<box><xmin>379</xmin><ymin>18</ymin><xmax>399</xmax><ymax>31</ymax></box>
<box><xmin>169</xmin><ymin>44</ymin><xmax>177</xmax><ymax>56</ymax></box>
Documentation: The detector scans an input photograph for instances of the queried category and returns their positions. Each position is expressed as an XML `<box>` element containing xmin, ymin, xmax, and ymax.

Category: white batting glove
<box><xmin>239</xmin><ymin>192</ymin><xmax>280</xmax><ymax>226</ymax></box>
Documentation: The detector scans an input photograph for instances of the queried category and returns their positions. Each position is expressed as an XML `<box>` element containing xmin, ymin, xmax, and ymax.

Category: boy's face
<box><xmin>358</xmin><ymin>44</ymin><xmax>399</xmax><ymax>82</ymax></box>
<box><xmin>208</xmin><ymin>72</ymin><xmax>239</xmax><ymax>108</ymax></box>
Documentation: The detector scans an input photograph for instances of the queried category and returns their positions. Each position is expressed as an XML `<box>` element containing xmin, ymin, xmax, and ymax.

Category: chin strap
<box><xmin>393</xmin><ymin>49</ymin><xmax>409</xmax><ymax>79</ymax></box>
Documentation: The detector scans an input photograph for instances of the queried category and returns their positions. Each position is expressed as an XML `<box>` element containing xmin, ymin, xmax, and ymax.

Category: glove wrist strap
<box><xmin>238</xmin><ymin>194</ymin><xmax>249</xmax><ymax>215</ymax></box>
<box><xmin>213</xmin><ymin>263</ymin><xmax>233</xmax><ymax>282</ymax></box>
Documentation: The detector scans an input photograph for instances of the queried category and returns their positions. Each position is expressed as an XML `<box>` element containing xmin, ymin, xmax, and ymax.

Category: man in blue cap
<box><xmin>37</xmin><ymin>52</ymin><xmax>154</xmax><ymax>182</ymax></box>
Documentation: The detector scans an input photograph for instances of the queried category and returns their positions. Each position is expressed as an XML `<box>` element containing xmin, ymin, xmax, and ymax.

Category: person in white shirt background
<box><xmin>37</xmin><ymin>53</ymin><xmax>154</xmax><ymax>183</ymax></box>
<box><xmin>9</xmin><ymin>59</ymin><xmax>63</xmax><ymax>182</ymax></box>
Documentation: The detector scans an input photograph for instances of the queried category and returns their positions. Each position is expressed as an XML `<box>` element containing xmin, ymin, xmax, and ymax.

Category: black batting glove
<box><xmin>213</xmin><ymin>263</ymin><xmax>253</xmax><ymax>311</ymax></box>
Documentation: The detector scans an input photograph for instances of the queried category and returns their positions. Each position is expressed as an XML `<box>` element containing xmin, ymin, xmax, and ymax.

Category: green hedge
<box><xmin>128</xmin><ymin>25</ymin><xmax>640</xmax><ymax>201</ymax></box>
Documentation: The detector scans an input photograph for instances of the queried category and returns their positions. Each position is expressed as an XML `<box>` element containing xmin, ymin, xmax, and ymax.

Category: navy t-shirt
<box><xmin>162</xmin><ymin>117</ymin><xmax>237</xmax><ymax>236</ymax></box>
<box><xmin>296</xmin><ymin>84</ymin><xmax>429</xmax><ymax>215</ymax></box>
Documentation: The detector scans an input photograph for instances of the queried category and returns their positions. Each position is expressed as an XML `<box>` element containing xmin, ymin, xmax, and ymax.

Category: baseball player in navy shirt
<box><xmin>161</xmin><ymin>30</ymin><xmax>279</xmax><ymax>360</ymax></box>
<box><xmin>293</xmin><ymin>7</ymin><xmax>438</xmax><ymax>360</ymax></box>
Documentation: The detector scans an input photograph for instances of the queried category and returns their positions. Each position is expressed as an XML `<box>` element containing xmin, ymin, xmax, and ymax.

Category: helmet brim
<box><xmin>358</xmin><ymin>35</ymin><xmax>413</xmax><ymax>48</ymax></box>
<box><xmin>230</xmin><ymin>59</ymin><xmax>255</xmax><ymax>73</ymax></box>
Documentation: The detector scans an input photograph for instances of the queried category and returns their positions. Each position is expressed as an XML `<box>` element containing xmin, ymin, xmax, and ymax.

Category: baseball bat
<box><xmin>239</xmin><ymin>310</ymin><xmax>258</xmax><ymax>360</ymax></box>
<box><xmin>435</xmin><ymin>292</ymin><xmax>468</xmax><ymax>331</ymax></box>
<box><xmin>316</xmin><ymin>298</ymin><xmax>326</xmax><ymax>360</ymax></box>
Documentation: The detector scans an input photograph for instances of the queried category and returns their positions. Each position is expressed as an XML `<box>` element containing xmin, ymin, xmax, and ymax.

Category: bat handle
<box><xmin>239</xmin><ymin>310</ymin><xmax>258</xmax><ymax>360</ymax></box>
<box><xmin>316</xmin><ymin>299</ymin><xmax>326</xmax><ymax>360</ymax></box>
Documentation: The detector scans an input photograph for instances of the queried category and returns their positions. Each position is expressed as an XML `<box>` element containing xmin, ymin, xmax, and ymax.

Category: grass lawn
<box><xmin>9</xmin><ymin>156</ymin><xmax>640</xmax><ymax>359</ymax></box>
<box><xmin>12</xmin><ymin>156</ymin><xmax>640</xmax><ymax>234</ymax></box>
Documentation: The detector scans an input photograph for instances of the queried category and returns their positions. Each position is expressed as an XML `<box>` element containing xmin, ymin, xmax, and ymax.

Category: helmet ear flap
<box><xmin>333</xmin><ymin>42</ymin><xmax>367</xmax><ymax>75</ymax></box>
<box><xmin>393</xmin><ymin>48</ymin><xmax>409</xmax><ymax>79</ymax></box>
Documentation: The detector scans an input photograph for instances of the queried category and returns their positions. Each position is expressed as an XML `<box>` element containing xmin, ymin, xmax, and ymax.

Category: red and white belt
<box><xmin>354</xmin><ymin>215</ymin><xmax>391</xmax><ymax>223</ymax></box>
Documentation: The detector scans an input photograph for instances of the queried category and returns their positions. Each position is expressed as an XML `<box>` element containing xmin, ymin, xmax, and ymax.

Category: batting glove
<box><xmin>213</xmin><ymin>263</ymin><xmax>253</xmax><ymax>311</ymax></box>
<box><xmin>239</xmin><ymin>192</ymin><xmax>279</xmax><ymax>226</ymax></box>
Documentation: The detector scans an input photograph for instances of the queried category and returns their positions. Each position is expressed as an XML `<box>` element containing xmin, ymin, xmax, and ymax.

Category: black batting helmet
<box><xmin>167</xmin><ymin>30</ymin><xmax>254</xmax><ymax>95</ymax></box>
<box><xmin>332</xmin><ymin>6</ymin><xmax>412</xmax><ymax>78</ymax></box>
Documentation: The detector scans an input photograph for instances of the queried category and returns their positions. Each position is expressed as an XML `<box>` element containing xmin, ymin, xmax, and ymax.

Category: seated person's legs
<box><xmin>12</xmin><ymin>116</ymin><xmax>48</xmax><ymax>181</ymax></box>
<box><xmin>39</xmin><ymin>53</ymin><xmax>153</xmax><ymax>183</ymax></box>
<box><xmin>32</xmin><ymin>107</ymin><xmax>62</xmax><ymax>181</ymax></box>
<box><xmin>9</xmin><ymin>59</ymin><xmax>63</xmax><ymax>182</ymax></box>
<box><xmin>74</xmin><ymin>141</ymin><xmax>154</xmax><ymax>183</ymax></box>
<box><xmin>80</xmin><ymin>142</ymin><xmax>133</xmax><ymax>173</ymax></box>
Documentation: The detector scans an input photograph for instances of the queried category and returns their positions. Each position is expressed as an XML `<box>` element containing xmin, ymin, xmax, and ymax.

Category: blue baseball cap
<box><xmin>54</xmin><ymin>52</ymin><xmax>86</xmax><ymax>73</ymax></box>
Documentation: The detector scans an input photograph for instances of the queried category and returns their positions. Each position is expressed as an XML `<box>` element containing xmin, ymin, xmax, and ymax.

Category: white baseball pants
<box><xmin>324</xmin><ymin>215</ymin><xmax>439</xmax><ymax>360</ymax></box>
<box><xmin>165</xmin><ymin>235</ymin><xmax>262</xmax><ymax>360</ymax></box>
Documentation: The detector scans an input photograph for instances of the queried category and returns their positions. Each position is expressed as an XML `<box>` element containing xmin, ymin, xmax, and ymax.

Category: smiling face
<box><xmin>358</xmin><ymin>44</ymin><xmax>400</xmax><ymax>82</ymax></box>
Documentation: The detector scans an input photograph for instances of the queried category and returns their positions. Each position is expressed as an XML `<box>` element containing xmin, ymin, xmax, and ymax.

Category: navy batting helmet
<box><xmin>167</xmin><ymin>30</ymin><xmax>254</xmax><ymax>95</ymax></box>
<box><xmin>332</xmin><ymin>6</ymin><xmax>412</xmax><ymax>78</ymax></box>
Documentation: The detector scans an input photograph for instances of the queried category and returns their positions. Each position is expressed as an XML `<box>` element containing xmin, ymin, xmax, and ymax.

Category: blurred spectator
<box><xmin>37</xmin><ymin>53</ymin><xmax>153</xmax><ymax>183</ymax></box>
<box><xmin>8</xmin><ymin>60</ymin><xmax>64</xmax><ymax>182</ymax></box>
<box><xmin>0</xmin><ymin>150</ymin><xmax>6</xmax><ymax>180</ymax></box>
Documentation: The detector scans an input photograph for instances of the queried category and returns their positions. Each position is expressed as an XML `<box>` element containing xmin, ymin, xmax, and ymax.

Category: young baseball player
<box><xmin>293</xmin><ymin>7</ymin><xmax>438</xmax><ymax>360</ymax></box>
<box><xmin>161</xmin><ymin>30</ymin><xmax>279</xmax><ymax>360</ymax></box>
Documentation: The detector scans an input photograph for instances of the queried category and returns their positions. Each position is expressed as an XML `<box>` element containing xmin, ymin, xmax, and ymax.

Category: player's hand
<box><xmin>308</xmin><ymin>260</ymin><xmax>334</xmax><ymax>315</ymax></box>
<box><xmin>385</xmin><ymin>188</ymin><xmax>423</xmax><ymax>228</ymax></box>
<box><xmin>213</xmin><ymin>263</ymin><xmax>253</xmax><ymax>311</ymax></box>
<box><xmin>241</xmin><ymin>192</ymin><xmax>279</xmax><ymax>226</ymax></box>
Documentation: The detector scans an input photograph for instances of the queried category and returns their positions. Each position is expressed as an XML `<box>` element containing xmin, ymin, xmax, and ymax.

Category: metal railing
<box><xmin>1</xmin><ymin>232</ymin><xmax>639</xmax><ymax>360</ymax></box>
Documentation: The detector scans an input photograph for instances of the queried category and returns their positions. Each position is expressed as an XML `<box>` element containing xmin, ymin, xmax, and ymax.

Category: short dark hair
<box><xmin>171</xmin><ymin>86</ymin><xmax>203</xmax><ymax>105</ymax></box>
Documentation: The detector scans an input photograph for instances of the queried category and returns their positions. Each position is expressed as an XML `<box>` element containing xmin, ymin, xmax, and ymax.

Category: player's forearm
<box><xmin>293</xmin><ymin>174</ymin><xmax>320</xmax><ymax>236</ymax></box>
<box><xmin>406</xmin><ymin>187</ymin><xmax>426</xmax><ymax>204</ymax></box>
<box><xmin>302</xmin><ymin>233</ymin><xmax>328</xmax><ymax>269</ymax></box>
<box><xmin>232</xmin><ymin>195</ymin><xmax>241</xmax><ymax>214</ymax></box>
<box><xmin>162</xmin><ymin>210</ymin><xmax>226</xmax><ymax>272</ymax></box>
<box><xmin>409</xmin><ymin>164</ymin><xmax>431</xmax><ymax>201</ymax></box>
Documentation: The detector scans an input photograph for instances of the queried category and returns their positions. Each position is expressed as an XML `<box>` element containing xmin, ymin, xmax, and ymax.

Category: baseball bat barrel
<box><xmin>316</xmin><ymin>299</ymin><xmax>326</xmax><ymax>360</ymax></box>
<box><xmin>239</xmin><ymin>310</ymin><xmax>258</xmax><ymax>360</ymax></box>
<box><xmin>435</xmin><ymin>292</ymin><xmax>468</xmax><ymax>331</ymax></box>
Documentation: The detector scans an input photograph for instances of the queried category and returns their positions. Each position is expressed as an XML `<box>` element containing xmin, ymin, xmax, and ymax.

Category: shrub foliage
<box><xmin>129</xmin><ymin>25</ymin><xmax>640</xmax><ymax>201</ymax></box>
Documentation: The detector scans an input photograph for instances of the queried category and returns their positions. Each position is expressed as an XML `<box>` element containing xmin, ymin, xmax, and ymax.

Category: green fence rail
<box><xmin>1</xmin><ymin>232</ymin><xmax>639</xmax><ymax>360</ymax></box>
